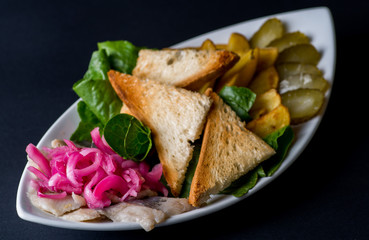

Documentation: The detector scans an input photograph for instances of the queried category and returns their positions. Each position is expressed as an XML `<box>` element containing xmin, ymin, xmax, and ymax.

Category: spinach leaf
<box><xmin>179</xmin><ymin>140</ymin><xmax>202</xmax><ymax>198</ymax></box>
<box><xmin>103</xmin><ymin>114</ymin><xmax>152</xmax><ymax>162</ymax></box>
<box><xmin>219</xmin><ymin>86</ymin><xmax>256</xmax><ymax>122</ymax></box>
<box><xmin>70</xmin><ymin>101</ymin><xmax>104</xmax><ymax>142</ymax></box>
<box><xmin>262</xmin><ymin>125</ymin><xmax>294</xmax><ymax>176</ymax></box>
<box><xmin>98</xmin><ymin>40</ymin><xmax>142</xmax><ymax>74</ymax></box>
<box><xmin>220</xmin><ymin>166</ymin><xmax>260</xmax><ymax>197</ymax></box>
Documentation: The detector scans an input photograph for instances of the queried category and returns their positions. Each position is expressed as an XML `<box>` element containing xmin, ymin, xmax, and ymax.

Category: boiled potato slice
<box><xmin>276</xmin><ymin>44</ymin><xmax>321</xmax><ymax>65</ymax></box>
<box><xmin>257</xmin><ymin>47</ymin><xmax>278</xmax><ymax>71</ymax></box>
<box><xmin>198</xmin><ymin>79</ymin><xmax>217</xmax><ymax>93</ymax></box>
<box><xmin>227</xmin><ymin>32</ymin><xmax>250</xmax><ymax>54</ymax></box>
<box><xmin>237</xmin><ymin>48</ymin><xmax>259</xmax><ymax>87</ymax></box>
<box><xmin>215</xmin><ymin>48</ymin><xmax>258</xmax><ymax>91</ymax></box>
<box><xmin>249</xmin><ymin>89</ymin><xmax>281</xmax><ymax>119</ymax></box>
<box><xmin>200</xmin><ymin>39</ymin><xmax>217</xmax><ymax>51</ymax></box>
<box><xmin>277</xmin><ymin>63</ymin><xmax>323</xmax><ymax>80</ymax></box>
<box><xmin>248</xmin><ymin>66</ymin><xmax>279</xmax><ymax>95</ymax></box>
<box><xmin>215</xmin><ymin>44</ymin><xmax>228</xmax><ymax>50</ymax></box>
<box><xmin>246</xmin><ymin>104</ymin><xmax>290</xmax><ymax>138</ymax></box>
<box><xmin>250</xmin><ymin>18</ymin><xmax>285</xmax><ymax>48</ymax></box>
<box><xmin>281</xmin><ymin>89</ymin><xmax>324</xmax><ymax>124</ymax></box>
<box><xmin>279</xmin><ymin>74</ymin><xmax>329</xmax><ymax>94</ymax></box>
<box><xmin>268</xmin><ymin>31</ymin><xmax>310</xmax><ymax>52</ymax></box>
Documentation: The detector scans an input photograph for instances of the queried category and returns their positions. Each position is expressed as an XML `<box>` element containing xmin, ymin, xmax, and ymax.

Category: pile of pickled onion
<box><xmin>26</xmin><ymin>128</ymin><xmax>168</xmax><ymax>209</ymax></box>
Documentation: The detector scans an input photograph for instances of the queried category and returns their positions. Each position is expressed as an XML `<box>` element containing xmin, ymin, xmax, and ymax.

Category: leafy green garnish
<box><xmin>70</xmin><ymin>101</ymin><xmax>104</xmax><ymax>142</ymax></box>
<box><xmin>179</xmin><ymin>141</ymin><xmax>202</xmax><ymax>198</ymax></box>
<box><xmin>98</xmin><ymin>40</ymin><xmax>143</xmax><ymax>74</ymax></box>
<box><xmin>83</xmin><ymin>49</ymin><xmax>111</xmax><ymax>80</ymax></box>
<box><xmin>220</xmin><ymin>166</ymin><xmax>261</xmax><ymax>197</ymax></box>
<box><xmin>103</xmin><ymin>114</ymin><xmax>152</xmax><ymax>162</ymax></box>
<box><xmin>71</xmin><ymin>40</ymin><xmax>143</xmax><ymax>142</ymax></box>
<box><xmin>73</xmin><ymin>77</ymin><xmax>122</xmax><ymax>124</ymax></box>
<box><xmin>262</xmin><ymin>125</ymin><xmax>294</xmax><ymax>176</ymax></box>
<box><xmin>219</xmin><ymin>86</ymin><xmax>256</xmax><ymax>122</ymax></box>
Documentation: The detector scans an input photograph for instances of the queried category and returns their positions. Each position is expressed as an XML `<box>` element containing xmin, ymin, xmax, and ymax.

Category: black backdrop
<box><xmin>1</xmin><ymin>0</ymin><xmax>369</xmax><ymax>239</ymax></box>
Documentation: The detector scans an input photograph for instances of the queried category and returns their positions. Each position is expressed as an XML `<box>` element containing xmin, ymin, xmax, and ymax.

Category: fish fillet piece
<box><xmin>28</xmin><ymin>190</ymin><xmax>86</xmax><ymax>216</ymax></box>
<box><xmin>61</xmin><ymin>208</ymin><xmax>102</xmax><ymax>222</ymax></box>
<box><xmin>131</xmin><ymin>197</ymin><xmax>194</xmax><ymax>216</ymax></box>
<box><xmin>99</xmin><ymin>202</ymin><xmax>167</xmax><ymax>231</ymax></box>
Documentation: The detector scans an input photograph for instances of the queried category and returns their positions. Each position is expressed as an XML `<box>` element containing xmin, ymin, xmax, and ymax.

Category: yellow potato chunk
<box><xmin>257</xmin><ymin>47</ymin><xmax>279</xmax><ymax>72</ymax></box>
<box><xmin>200</xmin><ymin>39</ymin><xmax>217</xmax><ymax>51</ymax></box>
<box><xmin>249</xmin><ymin>89</ymin><xmax>281</xmax><ymax>119</ymax></box>
<box><xmin>215</xmin><ymin>48</ymin><xmax>259</xmax><ymax>91</ymax></box>
<box><xmin>246</xmin><ymin>104</ymin><xmax>290</xmax><ymax>138</ymax></box>
<box><xmin>226</xmin><ymin>32</ymin><xmax>250</xmax><ymax>54</ymax></box>
<box><xmin>248</xmin><ymin>66</ymin><xmax>279</xmax><ymax>95</ymax></box>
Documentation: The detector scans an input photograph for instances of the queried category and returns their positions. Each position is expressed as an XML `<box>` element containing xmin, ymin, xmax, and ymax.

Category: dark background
<box><xmin>1</xmin><ymin>0</ymin><xmax>368</xmax><ymax>239</ymax></box>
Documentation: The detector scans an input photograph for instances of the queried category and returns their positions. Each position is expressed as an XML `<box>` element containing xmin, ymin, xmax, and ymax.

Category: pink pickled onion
<box><xmin>66</xmin><ymin>152</ymin><xmax>84</xmax><ymax>187</ymax></box>
<box><xmin>27</xmin><ymin>166</ymin><xmax>49</xmax><ymax>182</ymax></box>
<box><xmin>83</xmin><ymin>168</ymin><xmax>109</xmax><ymax>209</ymax></box>
<box><xmin>48</xmin><ymin>173</ymin><xmax>83</xmax><ymax>194</ymax></box>
<box><xmin>74</xmin><ymin>150</ymin><xmax>102</xmax><ymax>177</ymax></box>
<box><xmin>26</xmin><ymin>144</ymin><xmax>51</xmax><ymax>178</ymax></box>
<box><xmin>91</xmin><ymin>128</ymin><xmax>115</xmax><ymax>155</ymax></box>
<box><xmin>26</xmin><ymin>127</ymin><xmax>168</xmax><ymax>208</ymax></box>
<box><xmin>92</xmin><ymin>175</ymin><xmax>128</xmax><ymax>207</ymax></box>
<box><xmin>64</xmin><ymin>139</ymin><xmax>80</xmax><ymax>151</ymax></box>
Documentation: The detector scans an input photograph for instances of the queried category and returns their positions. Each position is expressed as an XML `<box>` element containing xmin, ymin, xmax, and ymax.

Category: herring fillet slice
<box><xmin>108</xmin><ymin>70</ymin><xmax>212</xmax><ymax>197</ymax></box>
<box><xmin>61</xmin><ymin>208</ymin><xmax>102</xmax><ymax>222</ymax></box>
<box><xmin>99</xmin><ymin>202</ymin><xmax>166</xmax><ymax>232</ymax></box>
<box><xmin>27</xmin><ymin>190</ymin><xmax>86</xmax><ymax>216</ymax></box>
<box><xmin>130</xmin><ymin>197</ymin><xmax>194</xmax><ymax>216</ymax></box>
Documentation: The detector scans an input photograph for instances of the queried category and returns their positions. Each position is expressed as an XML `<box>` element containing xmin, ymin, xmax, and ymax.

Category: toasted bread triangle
<box><xmin>108</xmin><ymin>70</ymin><xmax>212</xmax><ymax>196</ymax></box>
<box><xmin>189</xmin><ymin>89</ymin><xmax>275</xmax><ymax>206</ymax></box>
<box><xmin>132</xmin><ymin>49</ymin><xmax>239</xmax><ymax>91</ymax></box>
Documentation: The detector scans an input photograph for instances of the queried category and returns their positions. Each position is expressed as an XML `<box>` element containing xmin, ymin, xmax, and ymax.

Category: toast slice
<box><xmin>189</xmin><ymin>89</ymin><xmax>275</xmax><ymax>206</ymax></box>
<box><xmin>108</xmin><ymin>70</ymin><xmax>213</xmax><ymax>196</ymax></box>
<box><xmin>132</xmin><ymin>49</ymin><xmax>239</xmax><ymax>91</ymax></box>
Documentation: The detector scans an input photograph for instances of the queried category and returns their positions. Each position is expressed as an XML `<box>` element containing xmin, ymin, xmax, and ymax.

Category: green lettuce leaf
<box><xmin>71</xmin><ymin>40</ymin><xmax>143</xmax><ymax>142</ymax></box>
<box><xmin>70</xmin><ymin>101</ymin><xmax>104</xmax><ymax>142</ymax></box>
<box><xmin>103</xmin><ymin>114</ymin><xmax>152</xmax><ymax>162</ymax></box>
<box><xmin>83</xmin><ymin>49</ymin><xmax>111</xmax><ymax>80</ymax></box>
<box><xmin>73</xmin><ymin>78</ymin><xmax>122</xmax><ymax>124</ymax></box>
<box><xmin>219</xmin><ymin>86</ymin><xmax>256</xmax><ymax>122</ymax></box>
<box><xmin>262</xmin><ymin>125</ymin><xmax>294</xmax><ymax>176</ymax></box>
<box><xmin>98</xmin><ymin>40</ymin><xmax>142</xmax><ymax>74</ymax></box>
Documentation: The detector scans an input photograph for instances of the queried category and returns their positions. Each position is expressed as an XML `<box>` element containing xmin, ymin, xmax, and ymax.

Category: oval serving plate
<box><xmin>16</xmin><ymin>6</ymin><xmax>336</xmax><ymax>231</ymax></box>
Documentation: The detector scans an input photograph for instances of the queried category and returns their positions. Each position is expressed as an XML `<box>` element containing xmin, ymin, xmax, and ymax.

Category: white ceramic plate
<box><xmin>16</xmin><ymin>6</ymin><xmax>336</xmax><ymax>231</ymax></box>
